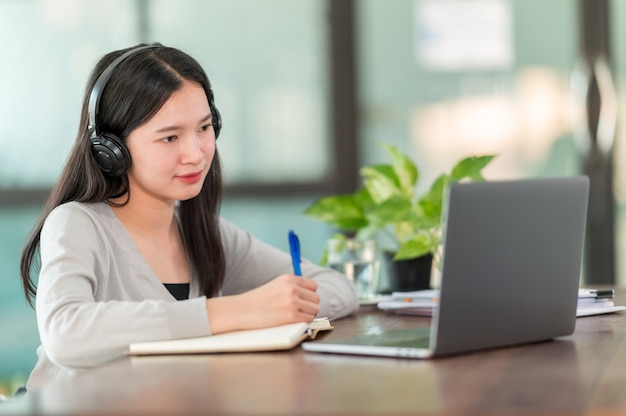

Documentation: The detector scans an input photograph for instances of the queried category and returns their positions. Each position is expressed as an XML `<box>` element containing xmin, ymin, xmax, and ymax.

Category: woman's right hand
<box><xmin>205</xmin><ymin>274</ymin><xmax>320</xmax><ymax>334</ymax></box>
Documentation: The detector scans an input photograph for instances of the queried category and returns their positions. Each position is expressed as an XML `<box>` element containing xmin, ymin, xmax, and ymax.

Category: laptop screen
<box><xmin>432</xmin><ymin>176</ymin><xmax>589</xmax><ymax>356</ymax></box>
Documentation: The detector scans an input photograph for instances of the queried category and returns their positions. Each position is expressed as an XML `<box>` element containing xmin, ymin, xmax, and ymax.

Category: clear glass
<box><xmin>327</xmin><ymin>238</ymin><xmax>380</xmax><ymax>300</ymax></box>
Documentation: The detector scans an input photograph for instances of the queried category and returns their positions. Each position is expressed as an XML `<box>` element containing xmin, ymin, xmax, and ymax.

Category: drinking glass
<box><xmin>327</xmin><ymin>238</ymin><xmax>380</xmax><ymax>300</ymax></box>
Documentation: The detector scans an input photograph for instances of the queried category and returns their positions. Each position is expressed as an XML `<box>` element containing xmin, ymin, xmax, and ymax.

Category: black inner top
<box><xmin>163</xmin><ymin>283</ymin><xmax>190</xmax><ymax>301</ymax></box>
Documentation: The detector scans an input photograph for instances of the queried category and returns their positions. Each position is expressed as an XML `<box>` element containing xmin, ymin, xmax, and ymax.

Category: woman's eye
<box><xmin>162</xmin><ymin>135</ymin><xmax>176</xmax><ymax>143</ymax></box>
<box><xmin>199</xmin><ymin>123</ymin><xmax>212</xmax><ymax>132</ymax></box>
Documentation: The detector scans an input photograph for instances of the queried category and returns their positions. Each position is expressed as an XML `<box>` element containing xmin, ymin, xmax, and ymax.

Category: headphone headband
<box><xmin>87</xmin><ymin>44</ymin><xmax>160</xmax><ymax>139</ymax></box>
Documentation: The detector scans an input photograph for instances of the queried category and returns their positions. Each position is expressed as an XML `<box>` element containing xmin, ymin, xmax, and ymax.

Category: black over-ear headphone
<box><xmin>87</xmin><ymin>44</ymin><xmax>222</xmax><ymax>176</ymax></box>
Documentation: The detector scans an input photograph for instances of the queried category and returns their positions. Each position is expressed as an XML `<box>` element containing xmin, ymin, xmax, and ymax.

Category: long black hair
<box><xmin>20</xmin><ymin>44</ymin><xmax>225</xmax><ymax>306</ymax></box>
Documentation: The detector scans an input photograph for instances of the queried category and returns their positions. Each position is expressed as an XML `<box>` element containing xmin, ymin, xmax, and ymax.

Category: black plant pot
<box><xmin>383</xmin><ymin>251</ymin><xmax>433</xmax><ymax>292</ymax></box>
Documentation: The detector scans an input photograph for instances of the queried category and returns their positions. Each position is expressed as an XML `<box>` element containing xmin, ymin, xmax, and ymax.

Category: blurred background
<box><xmin>1</xmin><ymin>0</ymin><xmax>624</xmax><ymax>386</ymax></box>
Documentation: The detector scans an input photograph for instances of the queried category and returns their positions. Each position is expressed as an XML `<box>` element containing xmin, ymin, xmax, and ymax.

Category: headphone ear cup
<box><xmin>211</xmin><ymin>102</ymin><xmax>222</xmax><ymax>139</ymax></box>
<box><xmin>91</xmin><ymin>132</ymin><xmax>130</xmax><ymax>177</ymax></box>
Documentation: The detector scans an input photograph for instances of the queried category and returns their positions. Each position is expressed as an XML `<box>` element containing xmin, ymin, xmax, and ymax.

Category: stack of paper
<box><xmin>376</xmin><ymin>289</ymin><xmax>439</xmax><ymax>316</ymax></box>
<box><xmin>377</xmin><ymin>288</ymin><xmax>626</xmax><ymax>318</ymax></box>
<box><xmin>577</xmin><ymin>288</ymin><xmax>626</xmax><ymax>317</ymax></box>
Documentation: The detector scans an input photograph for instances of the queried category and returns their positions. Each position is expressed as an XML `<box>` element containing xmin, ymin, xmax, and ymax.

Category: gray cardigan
<box><xmin>27</xmin><ymin>202</ymin><xmax>358</xmax><ymax>390</ymax></box>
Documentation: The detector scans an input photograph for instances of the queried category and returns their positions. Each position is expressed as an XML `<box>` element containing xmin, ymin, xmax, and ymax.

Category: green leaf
<box><xmin>355</xmin><ymin>223</ymin><xmax>383</xmax><ymax>241</ymax></box>
<box><xmin>319</xmin><ymin>250</ymin><xmax>329</xmax><ymax>267</ymax></box>
<box><xmin>409</xmin><ymin>203</ymin><xmax>440</xmax><ymax>229</ymax></box>
<box><xmin>394</xmin><ymin>234</ymin><xmax>434</xmax><ymax>260</ymax></box>
<box><xmin>360</xmin><ymin>164</ymin><xmax>401</xmax><ymax>203</ymax></box>
<box><xmin>380</xmin><ymin>143</ymin><xmax>418</xmax><ymax>200</ymax></box>
<box><xmin>364</xmin><ymin>196</ymin><xmax>412</xmax><ymax>226</ymax></box>
<box><xmin>451</xmin><ymin>155</ymin><xmax>495</xmax><ymax>181</ymax></box>
<box><xmin>303</xmin><ymin>194</ymin><xmax>367</xmax><ymax>231</ymax></box>
<box><xmin>354</xmin><ymin>187</ymin><xmax>375</xmax><ymax>209</ymax></box>
<box><xmin>392</xmin><ymin>221</ymin><xmax>414</xmax><ymax>243</ymax></box>
<box><xmin>418</xmin><ymin>173</ymin><xmax>450</xmax><ymax>220</ymax></box>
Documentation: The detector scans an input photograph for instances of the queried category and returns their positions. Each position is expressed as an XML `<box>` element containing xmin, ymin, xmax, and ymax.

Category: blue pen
<box><xmin>288</xmin><ymin>230</ymin><xmax>302</xmax><ymax>276</ymax></box>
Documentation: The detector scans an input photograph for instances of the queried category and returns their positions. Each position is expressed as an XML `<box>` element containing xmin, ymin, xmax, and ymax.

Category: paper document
<box><xmin>377</xmin><ymin>289</ymin><xmax>626</xmax><ymax>318</ymax></box>
<box><xmin>576</xmin><ymin>290</ymin><xmax>626</xmax><ymax>316</ymax></box>
<box><xmin>377</xmin><ymin>290</ymin><xmax>439</xmax><ymax>316</ymax></box>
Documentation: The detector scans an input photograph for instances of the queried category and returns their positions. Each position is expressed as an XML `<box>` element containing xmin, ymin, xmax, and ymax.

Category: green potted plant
<box><xmin>303</xmin><ymin>143</ymin><xmax>495</xmax><ymax>291</ymax></box>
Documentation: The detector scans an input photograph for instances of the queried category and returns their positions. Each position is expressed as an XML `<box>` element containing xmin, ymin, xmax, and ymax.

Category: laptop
<box><xmin>302</xmin><ymin>176</ymin><xmax>590</xmax><ymax>358</ymax></box>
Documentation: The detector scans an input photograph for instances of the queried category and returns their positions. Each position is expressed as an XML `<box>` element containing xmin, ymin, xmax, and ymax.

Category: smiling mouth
<box><xmin>177</xmin><ymin>171</ymin><xmax>203</xmax><ymax>183</ymax></box>
<box><xmin>180</xmin><ymin>172</ymin><xmax>202</xmax><ymax>178</ymax></box>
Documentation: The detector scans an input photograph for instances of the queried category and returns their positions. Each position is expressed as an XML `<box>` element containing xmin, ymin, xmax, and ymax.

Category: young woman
<box><xmin>19</xmin><ymin>43</ymin><xmax>358</xmax><ymax>391</ymax></box>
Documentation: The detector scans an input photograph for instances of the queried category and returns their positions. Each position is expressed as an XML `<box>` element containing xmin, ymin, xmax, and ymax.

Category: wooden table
<box><xmin>7</xmin><ymin>294</ymin><xmax>626</xmax><ymax>415</ymax></box>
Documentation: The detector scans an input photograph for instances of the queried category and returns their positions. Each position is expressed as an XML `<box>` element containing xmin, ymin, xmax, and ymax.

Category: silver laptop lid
<box><xmin>431</xmin><ymin>176</ymin><xmax>589</xmax><ymax>356</ymax></box>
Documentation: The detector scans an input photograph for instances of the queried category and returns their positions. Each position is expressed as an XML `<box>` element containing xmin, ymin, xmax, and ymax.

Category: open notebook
<box><xmin>127</xmin><ymin>318</ymin><xmax>332</xmax><ymax>355</ymax></box>
<box><xmin>302</xmin><ymin>177</ymin><xmax>590</xmax><ymax>359</ymax></box>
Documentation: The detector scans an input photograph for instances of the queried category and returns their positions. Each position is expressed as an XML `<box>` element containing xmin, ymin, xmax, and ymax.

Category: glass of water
<box><xmin>327</xmin><ymin>238</ymin><xmax>380</xmax><ymax>300</ymax></box>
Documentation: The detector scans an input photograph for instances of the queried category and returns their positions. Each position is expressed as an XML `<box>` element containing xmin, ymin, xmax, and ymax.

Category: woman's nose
<box><xmin>180</xmin><ymin>134</ymin><xmax>203</xmax><ymax>164</ymax></box>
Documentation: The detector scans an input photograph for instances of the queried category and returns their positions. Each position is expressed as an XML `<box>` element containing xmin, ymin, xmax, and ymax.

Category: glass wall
<box><xmin>357</xmin><ymin>0</ymin><xmax>579</xmax><ymax>188</ymax></box>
